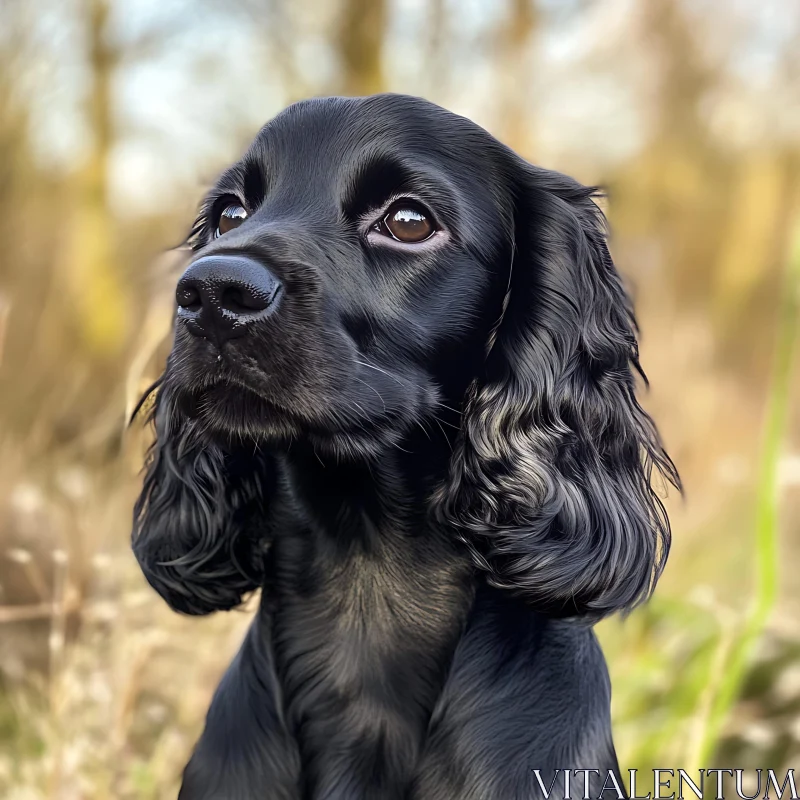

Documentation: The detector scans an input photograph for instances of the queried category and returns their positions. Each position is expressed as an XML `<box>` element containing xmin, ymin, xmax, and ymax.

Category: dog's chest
<box><xmin>267</xmin><ymin>522</ymin><xmax>472</xmax><ymax>797</ymax></box>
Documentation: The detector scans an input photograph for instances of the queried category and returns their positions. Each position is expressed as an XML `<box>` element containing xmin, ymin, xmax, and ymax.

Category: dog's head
<box><xmin>133</xmin><ymin>94</ymin><xmax>679</xmax><ymax>620</ymax></box>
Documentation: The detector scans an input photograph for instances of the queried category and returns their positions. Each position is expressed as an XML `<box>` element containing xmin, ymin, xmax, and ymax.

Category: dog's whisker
<box><xmin>353</xmin><ymin>358</ymin><xmax>405</xmax><ymax>388</ymax></box>
<box><xmin>430</xmin><ymin>415</ymin><xmax>455</xmax><ymax>451</ymax></box>
<box><xmin>413</xmin><ymin>417</ymin><xmax>432</xmax><ymax>441</ymax></box>
<box><xmin>352</xmin><ymin>375</ymin><xmax>387</xmax><ymax>413</ymax></box>
<box><xmin>433</xmin><ymin>400</ymin><xmax>463</xmax><ymax>416</ymax></box>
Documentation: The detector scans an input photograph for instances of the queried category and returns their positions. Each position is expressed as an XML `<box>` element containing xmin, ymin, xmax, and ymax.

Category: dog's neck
<box><xmin>282</xmin><ymin>430</ymin><xmax>454</xmax><ymax>531</ymax></box>
<box><xmin>261</xmin><ymin>432</ymin><xmax>473</xmax><ymax>796</ymax></box>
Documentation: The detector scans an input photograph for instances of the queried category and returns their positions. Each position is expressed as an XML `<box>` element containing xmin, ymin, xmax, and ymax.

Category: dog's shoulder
<box><xmin>410</xmin><ymin>586</ymin><xmax>621</xmax><ymax>799</ymax></box>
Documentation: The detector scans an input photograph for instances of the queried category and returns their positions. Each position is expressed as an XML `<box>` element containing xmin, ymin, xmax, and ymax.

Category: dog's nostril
<box><xmin>220</xmin><ymin>284</ymin><xmax>270</xmax><ymax>314</ymax></box>
<box><xmin>220</xmin><ymin>287</ymin><xmax>244</xmax><ymax>314</ymax></box>
<box><xmin>176</xmin><ymin>284</ymin><xmax>202</xmax><ymax>312</ymax></box>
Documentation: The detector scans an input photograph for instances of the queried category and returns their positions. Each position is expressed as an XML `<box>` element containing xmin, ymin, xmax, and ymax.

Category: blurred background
<box><xmin>0</xmin><ymin>0</ymin><xmax>798</xmax><ymax>796</ymax></box>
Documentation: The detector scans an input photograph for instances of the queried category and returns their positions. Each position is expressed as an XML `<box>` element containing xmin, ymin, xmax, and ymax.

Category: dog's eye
<box><xmin>380</xmin><ymin>202</ymin><xmax>435</xmax><ymax>243</ymax></box>
<box><xmin>215</xmin><ymin>203</ymin><xmax>248</xmax><ymax>238</ymax></box>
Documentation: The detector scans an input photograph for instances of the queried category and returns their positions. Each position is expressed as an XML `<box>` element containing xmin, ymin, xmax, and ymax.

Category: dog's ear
<box><xmin>437</xmin><ymin>160</ymin><xmax>680</xmax><ymax>621</ymax></box>
<box><xmin>131</xmin><ymin>387</ymin><xmax>274</xmax><ymax>615</ymax></box>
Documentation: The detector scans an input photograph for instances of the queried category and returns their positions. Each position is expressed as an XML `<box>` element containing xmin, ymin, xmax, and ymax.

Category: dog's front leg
<box><xmin>179</xmin><ymin>611</ymin><xmax>301</xmax><ymax>800</ymax></box>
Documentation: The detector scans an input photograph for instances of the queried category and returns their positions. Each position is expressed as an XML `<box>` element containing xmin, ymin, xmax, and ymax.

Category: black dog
<box><xmin>132</xmin><ymin>94</ymin><xmax>679</xmax><ymax>800</ymax></box>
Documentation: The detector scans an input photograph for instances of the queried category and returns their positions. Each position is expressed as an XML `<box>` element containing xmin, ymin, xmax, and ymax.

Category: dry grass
<box><xmin>0</xmin><ymin>466</ymin><xmax>256</xmax><ymax>799</ymax></box>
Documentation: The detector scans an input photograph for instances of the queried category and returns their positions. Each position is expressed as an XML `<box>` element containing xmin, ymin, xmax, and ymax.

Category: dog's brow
<box><xmin>242</xmin><ymin>158</ymin><xmax>266</xmax><ymax>209</ymax></box>
<box><xmin>215</xmin><ymin>163</ymin><xmax>246</xmax><ymax>198</ymax></box>
<box><xmin>207</xmin><ymin>159</ymin><xmax>266</xmax><ymax>211</ymax></box>
<box><xmin>342</xmin><ymin>153</ymin><xmax>414</xmax><ymax>220</ymax></box>
<box><xmin>342</xmin><ymin>151</ymin><xmax>455</xmax><ymax>222</ymax></box>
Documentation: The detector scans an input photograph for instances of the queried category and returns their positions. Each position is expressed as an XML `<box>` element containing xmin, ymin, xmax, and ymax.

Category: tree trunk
<box><xmin>337</xmin><ymin>0</ymin><xmax>387</xmax><ymax>96</ymax></box>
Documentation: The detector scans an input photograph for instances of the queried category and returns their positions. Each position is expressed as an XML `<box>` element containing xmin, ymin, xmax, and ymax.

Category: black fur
<box><xmin>131</xmin><ymin>94</ymin><xmax>679</xmax><ymax>799</ymax></box>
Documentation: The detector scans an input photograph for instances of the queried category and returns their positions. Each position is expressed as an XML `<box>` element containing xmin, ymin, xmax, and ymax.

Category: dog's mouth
<box><xmin>170</xmin><ymin>376</ymin><xmax>407</xmax><ymax>452</ymax></box>
<box><xmin>162</xmin><ymin>328</ymin><xmax>439</xmax><ymax>453</ymax></box>
<box><xmin>175</xmin><ymin>379</ymin><xmax>294</xmax><ymax>432</ymax></box>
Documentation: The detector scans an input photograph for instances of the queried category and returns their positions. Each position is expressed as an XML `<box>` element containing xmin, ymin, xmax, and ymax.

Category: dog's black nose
<box><xmin>176</xmin><ymin>255</ymin><xmax>281</xmax><ymax>341</ymax></box>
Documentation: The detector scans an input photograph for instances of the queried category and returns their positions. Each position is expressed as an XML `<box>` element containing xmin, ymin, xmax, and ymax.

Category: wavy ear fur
<box><xmin>132</xmin><ymin>388</ymin><xmax>274</xmax><ymax>615</ymax></box>
<box><xmin>437</xmin><ymin>161</ymin><xmax>680</xmax><ymax>621</ymax></box>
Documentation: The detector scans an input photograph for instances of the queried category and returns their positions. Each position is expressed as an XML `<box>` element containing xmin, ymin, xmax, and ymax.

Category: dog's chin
<box><xmin>170</xmin><ymin>380</ymin><xmax>413</xmax><ymax>459</ymax></box>
<box><xmin>174</xmin><ymin>382</ymin><xmax>296</xmax><ymax>446</ymax></box>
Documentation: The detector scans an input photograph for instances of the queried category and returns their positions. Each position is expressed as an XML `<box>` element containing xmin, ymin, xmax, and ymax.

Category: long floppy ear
<box><xmin>437</xmin><ymin>162</ymin><xmax>680</xmax><ymax>621</ymax></box>
<box><xmin>131</xmin><ymin>386</ymin><xmax>275</xmax><ymax>615</ymax></box>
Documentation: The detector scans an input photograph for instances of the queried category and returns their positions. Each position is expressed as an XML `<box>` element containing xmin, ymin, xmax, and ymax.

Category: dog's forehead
<box><xmin>244</xmin><ymin>94</ymin><xmax>491</xmax><ymax>176</ymax></box>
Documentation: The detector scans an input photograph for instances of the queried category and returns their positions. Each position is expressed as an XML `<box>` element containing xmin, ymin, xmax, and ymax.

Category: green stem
<box><xmin>696</xmin><ymin>224</ymin><xmax>800</xmax><ymax>764</ymax></box>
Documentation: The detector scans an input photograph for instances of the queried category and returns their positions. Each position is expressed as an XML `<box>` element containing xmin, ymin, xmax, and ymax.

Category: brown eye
<box><xmin>382</xmin><ymin>202</ymin><xmax>435</xmax><ymax>243</ymax></box>
<box><xmin>215</xmin><ymin>203</ymin><xmax>248</xmax><ymax>237</ymax></box>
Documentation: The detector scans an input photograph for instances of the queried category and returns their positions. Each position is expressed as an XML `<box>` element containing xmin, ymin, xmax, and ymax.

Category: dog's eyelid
<box><xmin>368</xmin><ymin>193</ymin><xmax>436</xmax><ymax>219</ymax></box>
<box><xmin>364</xmin><ymin>193</ymin><xmax>438</xmax><ymax>223</ymax></box>
<box><xmin>213</xmin><ymin>192</ymin><xmax>248</xmax><ymax>213</ymax></box>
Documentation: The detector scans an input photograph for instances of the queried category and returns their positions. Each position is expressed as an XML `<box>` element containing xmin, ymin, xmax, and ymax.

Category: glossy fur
<box><xmin>131</xmin><ymin>94</ymin><xmax>679</xmax><ymax>799</ymax></box>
